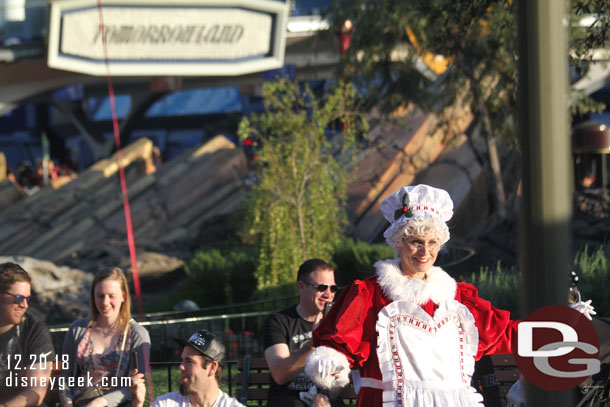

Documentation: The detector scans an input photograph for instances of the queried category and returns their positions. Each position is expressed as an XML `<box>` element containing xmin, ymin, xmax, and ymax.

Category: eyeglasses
<box><xmin>2</xmin><ymin>291</ymin><xmax>31</xmax><ymax>305</ymax></box>
<box><xmin>301</xmin><ymin>281</ymin><xmax>339</xmax><ymax>293</ymax></box>
<box><xmin>405</xmin><ymin>239</ymin><xmax>440</xmax><ymax>252</ymax></box>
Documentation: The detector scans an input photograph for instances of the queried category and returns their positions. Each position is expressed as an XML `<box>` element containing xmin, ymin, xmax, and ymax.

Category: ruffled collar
<box><xmin>375</xmin><ymin>258</ymin><xmax>457</xmax><ymax>305</ymax></box>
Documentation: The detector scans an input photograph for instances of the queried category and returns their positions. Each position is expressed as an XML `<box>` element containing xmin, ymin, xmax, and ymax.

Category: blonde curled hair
<box><xmin>386</xmin><ymin>216</ymin><xmax>450</xmax><ymax>250</ymax></box>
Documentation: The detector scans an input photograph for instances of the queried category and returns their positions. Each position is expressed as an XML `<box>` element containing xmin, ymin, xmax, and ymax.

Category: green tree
<box><xmin>238</xmin><ymin>80</ymin><xmax>367</xmax><ymax>292</ymax></box>
<box><xmin>568</xmin><ymin>0</ymin><xmax>610</xmax><ymax>117</ymax></box>
<box><xmin>328</xmin><ymin>0</ymin><xmax>609</xmax><ymax>217</ymax></box>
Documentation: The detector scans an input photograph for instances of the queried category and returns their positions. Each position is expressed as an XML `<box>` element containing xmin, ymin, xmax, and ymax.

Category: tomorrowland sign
<box><xmin>47</xmin><ymin>0</ymin><xmax>288</xmax><ymax>76</ymax></box>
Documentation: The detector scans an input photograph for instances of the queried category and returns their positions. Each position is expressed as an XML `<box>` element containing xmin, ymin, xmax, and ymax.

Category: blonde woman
<box><xmin>60</xmin><ymin>268</ymin><xmax>150</xmax><ymax>407</ymax></box>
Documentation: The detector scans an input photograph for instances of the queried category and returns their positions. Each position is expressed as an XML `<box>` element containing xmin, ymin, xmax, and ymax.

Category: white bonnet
<box><xmin>380</xmin><ymin>185</ymin><xmax>454</xmax><ymax>244</ymax></box>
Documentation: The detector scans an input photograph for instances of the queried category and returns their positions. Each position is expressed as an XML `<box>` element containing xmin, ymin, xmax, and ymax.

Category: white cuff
<box><xmin>305</xmin><ymin>346</ymin><xmax>351</xmax><ymax>391</ymax></box>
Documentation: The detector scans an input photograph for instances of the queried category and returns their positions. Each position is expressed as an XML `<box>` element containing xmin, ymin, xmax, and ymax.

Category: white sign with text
<box><xmin>48</xmin><ymin>0</ymin><xmax>288</xmax><ymax>76</ymax></box>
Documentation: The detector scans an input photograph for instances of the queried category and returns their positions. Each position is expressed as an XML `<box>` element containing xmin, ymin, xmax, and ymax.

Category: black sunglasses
<box><xmin>2</xmin><ymin>291</ymin><xmax>31</xmax><ymax>305</ymax></box>
<box><xmin>302</xmin><ymin>281</ymin><xmax>339</xmax><ymax>293</ymax></box>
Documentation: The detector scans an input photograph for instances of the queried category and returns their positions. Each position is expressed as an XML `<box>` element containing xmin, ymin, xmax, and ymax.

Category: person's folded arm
<box><xmin>2</xmin><ymin>362</ymin><xmax>52</xmax><ymax>407</ymax></box>
<box><xmin>264</xmin><ymin>341</ymin><xmax>314</xmax><ymax>385</ymax></box>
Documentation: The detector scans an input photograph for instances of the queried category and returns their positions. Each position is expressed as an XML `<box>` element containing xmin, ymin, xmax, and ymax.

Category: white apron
<box><xmin>376</xmin><ymin>300</ymin><xmax>483</xmax><ymax>407</ymax></box>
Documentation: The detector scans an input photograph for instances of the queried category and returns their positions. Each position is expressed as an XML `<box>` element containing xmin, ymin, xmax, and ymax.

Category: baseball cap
<box><xmin>174</xmin><ymin>330</ymin><xmax>226</xmax><ymax>366</ymax></box>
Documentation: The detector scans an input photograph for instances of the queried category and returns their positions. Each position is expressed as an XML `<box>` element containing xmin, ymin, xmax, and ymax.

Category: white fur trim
<box><xmin>375</xmin><ymin>259</ymin><xmax>457</xmax><ymax>305</ymax></box>
<box><xmin>305</xmin><ymin>346</ymin><xmax>351</xmax><ymax>391</ymax></box>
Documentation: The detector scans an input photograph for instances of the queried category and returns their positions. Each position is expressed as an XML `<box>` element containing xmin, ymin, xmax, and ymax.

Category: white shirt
<box><xmin>152</xmin><ymin>390</ymin><xmax>245</xmax><ymax>407</ymax></box>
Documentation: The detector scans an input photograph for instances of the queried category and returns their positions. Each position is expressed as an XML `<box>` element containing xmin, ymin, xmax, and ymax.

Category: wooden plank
<box><xmin>0</xmin><ymin>179</ymin><xmax>24</xmax><ymax>209</ymax></box>
<box><xmin>238</xmin><ymin>357</ymin><xmax>268</xmax><ymax>370</ymax></box>
<box><xmin>235</xmin><ymin>373</ymin><xmax>271</xmax><ymax>385</ymax></box>
<box><xmin>0</xmin><ymin>222</ymin><xmax>39</xmax><ymax>254</ymax></box>
<box><xmin>172</xmin><ymin>176</ymin><xmax>244</xmax><ymax>227</ymax></box>
<box><xmin>246</xmin><ymin>388</ymin><xmax>269</xmax><ymax>400</ymax></box>
<box><xmin>89</xmin><ymin>137</ymin><xmax>153</xmax><ymax>178</ymax></box>
<box><xmin>413</xmin><ymin>137</ymin><xmax>487</xmax><ymax>239</ymax></box>
<box><xmin>93</xmin><ymin>174</ymin><xmax>157</xmax><ymax>221</ymax></box>
<box><xmin>17</xmin><ymin>216</ymin><xmax>76</xmax><ymax>256</ymax></box>
<box><xmin>347</xmin><ymin>112</ymin><xmax>431</xmax><ymax>220</ymax></box>
<box><xmin>40</xmin><ymin>218</ymin><xmax>97</xmax><ymax>261</ymax></box>
<box><xmin>0</xmin><ymin>152</ymin><xmax>6</xmax><ymax>182</ymax></box>
<box><xmin>101</xmin><ymin>189</ymin><xmax>158</xmax><ymax>237</ymax></box>
<box><xmin>495</xmin><ymin>369</ymin><xmax>520</xmax><ymax>382</ymax></box>
<box><xmin>490</xmin><ymin>354</ymin><xmax>516</xmax><ymax>366</ymax></box>
<box><xmin>155</xmin><ymin>135</ymin><xmax>236</xmax><ymax>187</ymax></box>
<box><xmin>0</xmin><ymin>139</ymin><xmax>151</xmax><ymax>225</ymax></box>
<box><xmin>53</xmin><ymin>171</ymin><xmax>134</xmax><ymax>224</ymax></box>
<box><xmin>349</xmin><ymin>96</ymin><xmax>473</xmax><ymax>242</ymax></box>
<box><xmin>189</xmin><ymin>135</ymin><xmax>235</xmax><ymax>161</ymax></box>
<box><xmin>162</xmin><ymin>150</ymin><xmax>244</xmax><ymax>218</ymax></box>
<box><xmin>19</xmin><ymin>174</ymin><xmax>157</xmax><ymax>256</ymax></box>
<box><xmin>185</xmin><ymin>189</ymin><xmax>248</xmax><ymax>235</ymax></box>
<box><xmin>1</xmin><ymin>185</ymin><xmax>55</xmax><ymax>217</ymax></box>
<box><xmin>133</xmin><ymin>218</ymin><xmax>165</xmax><ymax>242</ymax></box>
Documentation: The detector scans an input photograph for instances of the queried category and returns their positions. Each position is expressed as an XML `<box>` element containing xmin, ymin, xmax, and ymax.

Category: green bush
<box><xmin>463</xmin><ymin>244</ymin><xmax>610</xmax><ymax>317</ymax></box>
<box><xmin>573</xmin><ymin>244</ymin><xmax>610</xmax><ymax>317</ymax></box>
<box><xmin>252</xmin><ymin>282</ymin><xmax>298</xmax><ymax>300</ymax></box>
<box><xmin>186</xmin><ymin>247</ymin><xmax>257</xmax><ymax>307</ymax></box>
<box><xmin>464</xmin><ymin>262</ymin><xmax>520</xmax><ymax>315</ymax></box>
<box><xmin>332</xmin><ymin>238</ymin><xmax>395</xmax><ymax>287</ymax></box>
<box><xmin>171</xmin><ymin>240</ymin><xmax>610</xmax><ymax>318</ymax></box>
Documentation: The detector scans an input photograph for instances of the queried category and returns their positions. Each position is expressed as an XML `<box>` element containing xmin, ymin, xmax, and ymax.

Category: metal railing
<box><xmin>48</xmin><ymin>295</ymin><xmax>299</xmax><ymax>361</ymax></box>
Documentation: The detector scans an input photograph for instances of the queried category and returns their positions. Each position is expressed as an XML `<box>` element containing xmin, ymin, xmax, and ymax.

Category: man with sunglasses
<box><xmin>0</xmin><ymin>262</ymin><xmax>55</xmax><ymax>407</ymax></box>
<box><xmin>263</xmin><ymin>259</ymin><xmax>340</xmax><ymax>407</ymax></box>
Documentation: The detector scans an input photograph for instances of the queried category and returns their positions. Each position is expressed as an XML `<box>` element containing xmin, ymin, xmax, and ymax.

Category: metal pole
<box><xmin>517</xmin><ymin>0</ymin><xmax>573</xmax><ymax>405</ymax></box>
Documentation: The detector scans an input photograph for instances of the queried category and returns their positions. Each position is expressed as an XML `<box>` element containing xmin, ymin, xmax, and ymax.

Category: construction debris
<box><xmin>0</xmin><ymin>135</ymin><xmax>248</xmax><ymax>265</ymax></box>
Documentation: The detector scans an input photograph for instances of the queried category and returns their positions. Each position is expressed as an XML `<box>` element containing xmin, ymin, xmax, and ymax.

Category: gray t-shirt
<box><xmin>0</xmin><ymin>314</ymin><xmax>55</xmax><ymax>402</ymax></box>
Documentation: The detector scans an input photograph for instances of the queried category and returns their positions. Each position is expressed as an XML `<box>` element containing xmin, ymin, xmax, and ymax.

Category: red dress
<box><xmin>309</xmin><ymin>259</ymin><xmax>518</xmax><ymax>407</ymax></box>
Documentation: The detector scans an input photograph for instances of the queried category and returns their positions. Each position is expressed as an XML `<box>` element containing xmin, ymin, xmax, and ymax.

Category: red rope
<box><xmin>95</xmin><ymin>1</ymin><xmax>154</xmax><ymax>403</ymax></box>
<box><xmin>95</xmin><ymin>1</ymin><xmax>143</xmax><ymax>318</ymax></box>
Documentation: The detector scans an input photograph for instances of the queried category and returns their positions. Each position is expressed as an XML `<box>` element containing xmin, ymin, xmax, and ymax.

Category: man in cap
<box><xmin>130</xmin><ymin>329</ymin><xmax>244</xmax><ymax>407</ymax></box>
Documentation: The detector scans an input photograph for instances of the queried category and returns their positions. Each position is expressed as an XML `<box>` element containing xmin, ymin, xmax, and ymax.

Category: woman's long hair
<box><xmin>89</xmin><ymin>267</ymin><xmax>132</xmax><ymax>332</ymax></box>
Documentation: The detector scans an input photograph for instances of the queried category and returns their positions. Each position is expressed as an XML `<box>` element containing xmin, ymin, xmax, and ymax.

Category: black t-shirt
<box><xmin>0</xmin><ymin>314</ymin><xmax>55</xmax><ymax>401</ymax></box>
<box><xmin>263</xmin><ymin>305</ymin><xmax>316</xmax><ymax>400</ymax></box>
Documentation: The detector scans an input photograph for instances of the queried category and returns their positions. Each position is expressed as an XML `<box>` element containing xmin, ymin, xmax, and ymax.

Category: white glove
<box><xmin>299</xmin><ymin>387</ymin><xmax>331</xmax><ymax>407</ymax></box>
<box><xmin>506</xmin><ymin>377</ymin><xmax>526</xmax><ymax>407</ymax></box>
<box><xmin>317</xmin><ymin>358</ymin><xmax>345</xmax><ymax>378</ymax></box>
<box><xmin>570</xmin><ymin>299</ymin><xmax>596</xmax><ymax>320</ymax></box>
<box><xmin>305</xmin><ymin>346</ymin><xmax>351</xmax><ymax>391</ymax></box>
<box><xmin>299</xmin><ymin>386</ymin><xmax>317</xmax><ymax>406</ymax></box>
